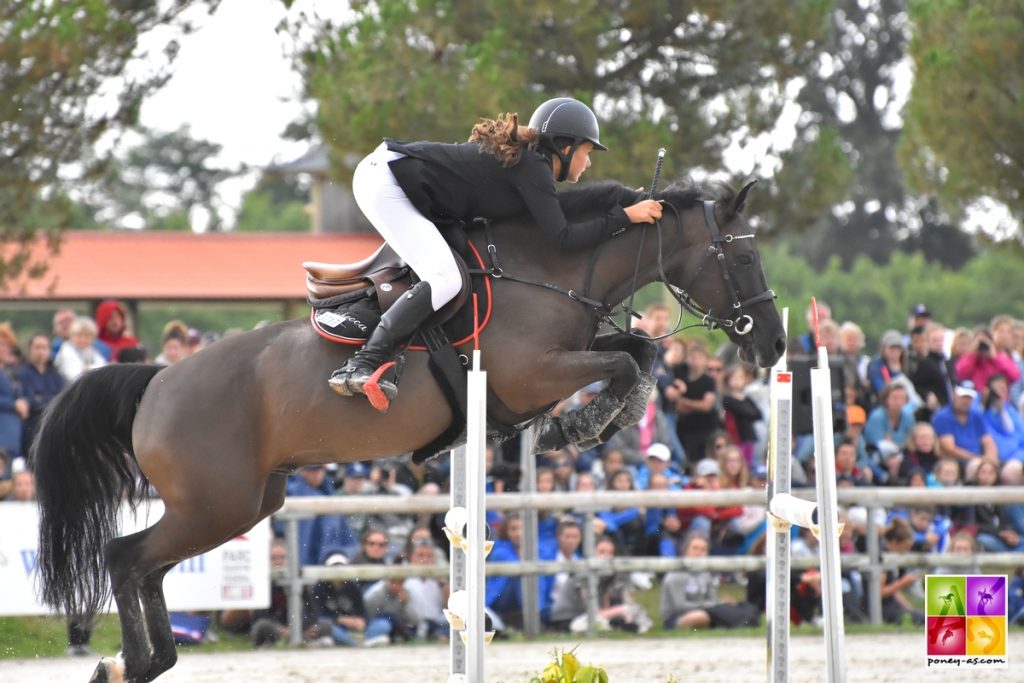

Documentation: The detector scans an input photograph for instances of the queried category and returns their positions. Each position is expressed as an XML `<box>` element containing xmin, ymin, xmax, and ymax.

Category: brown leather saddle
<box><xmin>303</xmin><ymin>243</ymin><xmax>470</xmax><ymax>323</ymax></box>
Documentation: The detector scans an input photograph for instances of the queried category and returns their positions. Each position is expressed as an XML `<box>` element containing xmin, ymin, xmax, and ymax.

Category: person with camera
<box><xmin>955</xmin><ymin>329</ymin><xmax>1020</xmax><ymax>394</ymax></box>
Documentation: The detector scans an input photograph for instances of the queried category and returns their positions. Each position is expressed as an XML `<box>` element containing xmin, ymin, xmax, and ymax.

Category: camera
<box><xmin>978</xmin><ymin>340</ymin><xmax>991</xmax><ymax>353</ymax></box>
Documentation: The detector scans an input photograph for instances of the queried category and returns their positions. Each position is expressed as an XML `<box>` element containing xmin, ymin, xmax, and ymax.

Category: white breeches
<box><xmin>352</xmin><ymin>142</ymin><xmax>462</xmax><ymax>311</ymax></box>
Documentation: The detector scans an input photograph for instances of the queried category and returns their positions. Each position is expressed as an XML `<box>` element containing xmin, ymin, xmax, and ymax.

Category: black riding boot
<box><xmin>329</xmin><ymin>281</ymin><xmax>435</xmax><ymax>411</ymax></box>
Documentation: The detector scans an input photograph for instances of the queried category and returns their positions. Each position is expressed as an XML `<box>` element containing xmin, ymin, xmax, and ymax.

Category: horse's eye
<box><xmin>737</xmin><ymin>254</ymin><xmax>753</xmax><ymax>266</ymax></box>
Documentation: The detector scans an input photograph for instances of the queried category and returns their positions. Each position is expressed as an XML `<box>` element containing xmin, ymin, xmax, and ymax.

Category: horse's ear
<box><xmin>732</xmin><ymin>179</ymin><xmax>757</xmax><ymax>215</ymax></box>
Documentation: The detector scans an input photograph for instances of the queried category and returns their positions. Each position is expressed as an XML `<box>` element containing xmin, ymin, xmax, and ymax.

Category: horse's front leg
<box><xmin>530</xmin><ymin>348</ymin><xmax>641</xmax><ymax>454</ymax></box>
<box><xmin>590</xmin><ymin>331</ymin><xmax>659</xmax><ymax>431</ymax></box>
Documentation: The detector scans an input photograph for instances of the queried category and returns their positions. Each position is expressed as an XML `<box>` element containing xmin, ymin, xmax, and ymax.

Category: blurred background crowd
<box><xmin>3</xmin><ymin>296</ymin><xmax>1024</xmax><ymax>651</ymax></box>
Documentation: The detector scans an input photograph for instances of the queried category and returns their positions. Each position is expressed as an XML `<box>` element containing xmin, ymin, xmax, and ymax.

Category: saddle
<box><xmin>304</xmin><ymin>242</ymin><xmax>471</xmax><ymax>340</ymax></box>
<box><xmin>306</xmin><ymin>234</ymin><xmax>502</xmax><ymax>463</ymax></box>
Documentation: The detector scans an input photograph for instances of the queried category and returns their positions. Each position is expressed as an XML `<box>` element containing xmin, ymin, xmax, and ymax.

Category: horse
<box><xmin>32</xmin><ymin>178</ymin><xmax>786</xmax><ymax>682</ymax></box>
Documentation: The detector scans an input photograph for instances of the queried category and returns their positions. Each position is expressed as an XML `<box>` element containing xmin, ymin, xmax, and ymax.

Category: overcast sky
<box><xmin>127</xmin><ymin>0</ymin><xmax>1011</xmax><ymax>234</ymax></box>
<box><xmin>131</xmin><ymin>0</ymin><xmax>347</xmax><ymax>227</ymax></box>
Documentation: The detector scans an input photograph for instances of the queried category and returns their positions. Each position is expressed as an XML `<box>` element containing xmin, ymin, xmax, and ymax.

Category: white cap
<box><xmin>645</xmin><ymin>443</ymin><xmax>671</xmax><ymax>462</ymax></box>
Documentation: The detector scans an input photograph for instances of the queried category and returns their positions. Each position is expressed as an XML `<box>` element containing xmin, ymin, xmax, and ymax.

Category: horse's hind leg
<box><xmin>88</xmin><ymin>527</ymin><xmax>158</xmax><ymax>683</ymax></box>
<box><xmin>137</xmin><ymin>474</ymin><xmax>286</xmax><ymax>682</ymax></box>
<box><xmin>91</xmin><ymin>489</ymin><xmax>268</xmax><ymax>682</ymax></box>
<box><xmin>138</xmin><ymin>567</ymin><xmax>175</xmax><ymax>681</ymax></box>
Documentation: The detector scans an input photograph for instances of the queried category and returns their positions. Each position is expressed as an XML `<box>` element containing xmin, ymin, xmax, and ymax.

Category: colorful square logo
<box><xmin>966</xmin><ymin>616</ymin><xmax>1006</xmax><ymax>656</ymax></box>
<box><xmin>966</xmin><ymin>576</ymin><xmax>1006</xmax><ymax>617</ymax></box>
<box><xmin>926</xmin><ymin>616</ymin><xmax>965</xmax><ymax>655</ymax></box>
<box><xmin>925</xmin><ymin>575</ymin><xmax>1007</xmax><ymax>669</ymax></box>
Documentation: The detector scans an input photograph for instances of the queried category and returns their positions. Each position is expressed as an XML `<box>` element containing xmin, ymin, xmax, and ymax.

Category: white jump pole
<box><xmin>766</xmin><ymin>307</ymin><xmax>791</xmax><ymax>683</ymax></box>
<box><xmin>449</xmin><ymin>443</ymin><xmax>468</xmax><ymax>678</ymax></box>
<box><xmin>447</xmin><ymin>350</ymin><xmax>490</xmax><ymax>683</ymax></box>
<box><xmin>811</xmin><ymin>336</ymin><xmax>847</xmax><ymax>682</ymax></box>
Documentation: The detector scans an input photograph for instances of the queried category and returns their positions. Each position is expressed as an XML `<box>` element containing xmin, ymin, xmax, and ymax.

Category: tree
<box><xmin>758</xmin><ymin>0</ymin><xmax>986</xmax><ymax>269</ymax></box>
<box><xmin>0</xmin><ymin>0</ymin><xmax>219</xmax><ymax>283</ymax></box>
<box><xmin>286</xmin><ymin>0</ymin><xmax>829</xmax><ymax>184</ymax></box>
<box><xmin>901</xmin><ymin>0</ymin><xmax>1024</xmax><ymax>228</ymax></box>
<box><xmin>234</xmin><ymin>175</ymin><xmax>311</xmax><ymax>232</ymax></box>
<box><xmin>88</xmin><ymin>126</ymin><xmax>242</xmax><ymax>231</ymax></box>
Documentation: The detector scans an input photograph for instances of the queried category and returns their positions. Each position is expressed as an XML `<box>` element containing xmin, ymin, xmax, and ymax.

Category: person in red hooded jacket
<box><xmin>93</xmin><ymin>299</ymin><xmax>139</xmax><ymax>362</ymax></box>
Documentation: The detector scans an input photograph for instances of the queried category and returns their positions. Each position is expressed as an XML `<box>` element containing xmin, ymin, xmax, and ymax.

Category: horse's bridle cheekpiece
<box><xmin>666</xmin><ymin>200</ymin><xmax>777</xmax><ymax>336</ymax></box>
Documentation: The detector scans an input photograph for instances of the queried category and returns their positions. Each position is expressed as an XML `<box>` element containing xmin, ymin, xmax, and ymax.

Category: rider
<box><xmin>329</xmin><ymin>97</ymin><xmax>664</xmax><ymax>409</ymax></box>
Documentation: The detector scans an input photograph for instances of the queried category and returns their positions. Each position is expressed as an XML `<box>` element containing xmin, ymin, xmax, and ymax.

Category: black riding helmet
<box><xmin>528</xmin><ymin>97</ymin><xmax>607</xmax><ymax>182</ymax></box>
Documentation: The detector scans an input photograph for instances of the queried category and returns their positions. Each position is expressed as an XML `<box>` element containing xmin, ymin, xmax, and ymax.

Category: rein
<box><xmin>470</xmin><ymin>196</ymin><xmax>776</xmax><ymax>339</ymax></box>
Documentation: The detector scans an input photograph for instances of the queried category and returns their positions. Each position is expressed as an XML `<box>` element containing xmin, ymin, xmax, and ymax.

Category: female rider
<box><xmin>330</xmin><ymin>97</ymin><xmax>664</xmax><ymax>409</ymax></box>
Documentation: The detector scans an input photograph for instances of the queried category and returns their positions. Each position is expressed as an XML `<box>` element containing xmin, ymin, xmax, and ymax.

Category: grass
<box><xmin>0</xmin><ymin>615</ymin><xmax>252</xmax><ymax>660</ymax></box>
<box><xmin>4</xmin><ymin>601</ymin><xmax>1018</xmax><ymax>661</ymax></box>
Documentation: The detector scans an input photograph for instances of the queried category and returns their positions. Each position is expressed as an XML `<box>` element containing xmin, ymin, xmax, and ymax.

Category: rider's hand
<box><xmin>624</xmin><ymin>199</ymin><xmax>663</xmax><ymax>224</ymax></box>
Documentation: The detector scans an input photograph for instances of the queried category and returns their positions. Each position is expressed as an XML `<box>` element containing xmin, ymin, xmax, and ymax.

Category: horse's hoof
<box><xmin>88</xmin><ymin>654</ymin><xmax>125</xmax><ymax>683</ymax></box>
<box><xmin>532</xmin><ymin>417</ymin><xmax>569</xmax><ymax>453</ymax></box>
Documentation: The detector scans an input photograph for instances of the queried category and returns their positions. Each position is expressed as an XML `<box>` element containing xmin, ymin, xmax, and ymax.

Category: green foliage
<box><xmin>286</xmin><ymin>0</ymin><xmax>829</xmax><ymax>183</ymax></box>
<box><xmin>90</xmin><ymin>126</ymin><xmax>243</xmax><ymax>231</ymax></box>
<box><xmin>0</xmin><ymin>0</ymin><xmax>220</xmax><ymax>282</ymax></box>
<box><xmin>530</xmin><ymin>648</ymin><xmax>608</xmax><ymax>683</ymax></box>
<box><xmin>756</xmin><ymin>0</ymin><xmax>915</xmax><ymax>268</ymax></box>
<box><xmin>234</xmin><ymin>176</ymin><xmax>311</xmax><ymax>232</ymax></box>
<box><xmin>902</xmin><ymin>0</ymin><xmax>1024</xmax><ymax>224</ymax></box>
<box><xmin>760</xmin><ymin>242</ymin><xmax>1024</xmax><ymax>346</ymax></box>
<box><xmin>765</xmin><ymin>125</ymin><xmax>855</xmax><ymax>236</ymax></box>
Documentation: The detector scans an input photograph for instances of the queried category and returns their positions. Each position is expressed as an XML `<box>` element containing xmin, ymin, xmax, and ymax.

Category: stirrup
<box><xmin>329</xmin><ymin>361</ymin><xmax>398</xmax><ymax>411</ymax></box>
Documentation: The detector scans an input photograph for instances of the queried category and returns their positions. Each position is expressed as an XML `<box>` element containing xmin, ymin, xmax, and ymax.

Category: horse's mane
<box><xmin>656</xmin><ymin>178</ymin><xmax>737</xmax><ymax>209</ymax></box>
<box><xmin>558</xmin><ymin>177</ymin><xmax>737</xmax><ymax>221</ymax></box>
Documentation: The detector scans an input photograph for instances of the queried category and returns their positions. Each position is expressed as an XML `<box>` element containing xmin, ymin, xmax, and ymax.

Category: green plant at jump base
<box><xmin>529</xmin><ymin>647</ymin><xmax>609</xmax><ymax>683</ymax></box>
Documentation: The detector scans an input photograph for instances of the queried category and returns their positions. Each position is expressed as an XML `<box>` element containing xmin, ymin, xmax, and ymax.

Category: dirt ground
<box><xmin>2</xmin><ymin>632</ymin><xmax>1019</xmax><ymax>682</ymax></box>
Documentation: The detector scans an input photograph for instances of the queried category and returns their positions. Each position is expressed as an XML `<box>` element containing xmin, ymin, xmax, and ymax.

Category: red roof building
<box><xmin>2</xmin><ymin>230</ymin><xmax>382</xmax><ymax>304</ymax></box>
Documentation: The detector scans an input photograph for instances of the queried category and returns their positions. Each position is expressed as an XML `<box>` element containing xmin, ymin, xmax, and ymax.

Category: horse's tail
<box><xmin>31</xmin><ymin>363</ymin><xmax>163</xmax><ymax>621</ymax></box>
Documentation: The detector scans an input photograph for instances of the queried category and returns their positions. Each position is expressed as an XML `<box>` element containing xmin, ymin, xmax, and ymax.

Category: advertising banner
<box><xmin>0</xmin><ymin>501</ymin><xmax>270</xmax><ymax>616</ymax></box>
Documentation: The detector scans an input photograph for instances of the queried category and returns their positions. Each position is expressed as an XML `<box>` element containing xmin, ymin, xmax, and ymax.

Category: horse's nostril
<box><xmin>774</xmin><ymin>335</ymin><xmax>787</xmax><ymax>356</ymax></box>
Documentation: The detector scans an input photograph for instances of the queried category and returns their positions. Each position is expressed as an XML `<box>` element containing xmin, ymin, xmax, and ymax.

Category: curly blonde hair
<box><xmin>468</xmin><ymin>113</ymin><xmax>538</xmax><ymax>167</ymax></box>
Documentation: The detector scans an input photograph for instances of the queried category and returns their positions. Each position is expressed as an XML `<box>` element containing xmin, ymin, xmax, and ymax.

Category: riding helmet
<box><xmin>528</xmin><ymin>97</ymin><xmax>608</xmax><ymax>152</ymax></box>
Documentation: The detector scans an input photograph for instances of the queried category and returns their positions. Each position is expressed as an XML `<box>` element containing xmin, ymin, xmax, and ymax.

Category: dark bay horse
<box><xmin>32</xmin><ymin>179</ymin><xmax>785</xmax><ymax>682</ymax></box>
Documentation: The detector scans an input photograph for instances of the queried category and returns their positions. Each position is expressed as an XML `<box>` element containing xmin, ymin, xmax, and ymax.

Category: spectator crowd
<box><xmin>3</xmin><ymin>299</ymin><xmax>1024</xmax><ymax>649</ymax></box>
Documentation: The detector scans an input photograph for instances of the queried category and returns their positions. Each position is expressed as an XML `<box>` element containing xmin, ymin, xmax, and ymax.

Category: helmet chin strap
<box><xmin>551</xmin><ymin>141</ymin><xmax>580</xmax><ymax>182</ymax></box>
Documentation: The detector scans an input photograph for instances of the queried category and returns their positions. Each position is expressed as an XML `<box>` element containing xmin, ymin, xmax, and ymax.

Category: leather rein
<box><xmin>472</xmin><ymin>197</ymin><xmax>776</xmax><ymax>340</ymax></box>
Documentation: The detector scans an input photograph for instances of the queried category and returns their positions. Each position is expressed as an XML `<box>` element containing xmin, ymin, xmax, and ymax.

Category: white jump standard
<box><xmin>766</xmin><ymin>306</ymin><xmax>847</xmax><ymax>683</ymax></box>
<box><xmin>446</xmin><ymin>350</ymin><xmax>492</xmax><ymax>683</ymax></box>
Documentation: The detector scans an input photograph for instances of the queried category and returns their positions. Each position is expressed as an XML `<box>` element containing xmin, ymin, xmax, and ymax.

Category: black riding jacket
<box><xmin>384</xmin><ymin>139</ymin><xmax>631</xmax><ymax>251</ymax></box>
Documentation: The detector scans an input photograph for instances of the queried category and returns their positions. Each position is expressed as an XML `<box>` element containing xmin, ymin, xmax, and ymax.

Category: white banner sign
<box><xmin>0</xmin><ymin>501</ymin><xmax>270</xmax><ymax>616</ymax></box>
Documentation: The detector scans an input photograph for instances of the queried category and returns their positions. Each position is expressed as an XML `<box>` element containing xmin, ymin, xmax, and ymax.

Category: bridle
<box><xmin>659</xmin><ymin>200</ymin><xmax>778</xmax><ymax>337</ymax></box>
<box><xmin>473</xmin><ymin>193</ymin><xmax>776</xmax><ymax>340</ymax></box>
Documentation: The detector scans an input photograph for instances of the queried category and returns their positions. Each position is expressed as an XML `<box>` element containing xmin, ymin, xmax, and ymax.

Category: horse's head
<box><xmin>663</xmin><ymin>180</ymin><xmax>786</xmax><ymax>368</ymax></box>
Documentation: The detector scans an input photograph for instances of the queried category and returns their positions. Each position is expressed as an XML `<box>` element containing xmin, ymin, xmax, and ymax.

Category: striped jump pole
<box><xmin>766</xmin><ymin>303</ymin><xmax>847</xmax><ymax>683</ymax></box>
<box><xmin>766</xmin><ymin>307</ymin><xmax>792</xmax><ymax>683</ymax></box>
<box><xmin>446</xmin><ymin>350</ymin><xmax>493</xmax><ymax>683</ymax></box>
